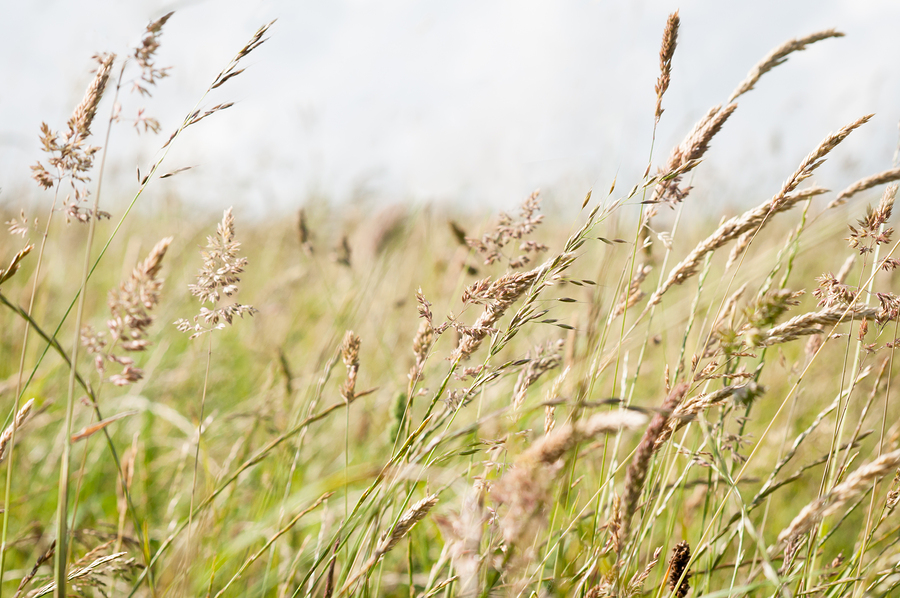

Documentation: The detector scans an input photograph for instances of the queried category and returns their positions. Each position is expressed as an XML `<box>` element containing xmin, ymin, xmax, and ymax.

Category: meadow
<box><xmin>2</xmin><ymin>11</ymin><xmax>900</xmax><ymax>598</ymax></box>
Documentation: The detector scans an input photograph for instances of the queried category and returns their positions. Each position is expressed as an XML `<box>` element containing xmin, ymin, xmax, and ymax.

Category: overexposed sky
<box><xmin>1</xmin><ymin>0</ymin><xmax>899</xmax><ymax>217</ymax></box>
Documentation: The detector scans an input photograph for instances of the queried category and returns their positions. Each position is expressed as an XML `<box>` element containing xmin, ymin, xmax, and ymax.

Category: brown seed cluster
<box><xmin>667</xmin><ymin>541</ymin><xmax>692</xmax><ymax>598</ymax></box>
<box><xmin>654</xmin><ymin>11</ymin><xmax>679</xmax><ymax>123</ymax></box>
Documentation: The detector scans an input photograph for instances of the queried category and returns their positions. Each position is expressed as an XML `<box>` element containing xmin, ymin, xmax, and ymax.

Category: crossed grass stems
<box><xmin>1</xmin><ymin>9</ymin><xmax>900</xmax><ymax>598</ymax></box>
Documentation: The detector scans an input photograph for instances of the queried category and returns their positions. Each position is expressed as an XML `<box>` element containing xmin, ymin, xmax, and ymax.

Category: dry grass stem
<box><xmin>759</xmin><ymin>305</ymin><xmax>881</xmax><ymax>346</ymax></box>
<box><xmin>175</xmin><ymin>208</ymin><xmax>256</xmax><ymax>338</ymax></box>
<box><xmin>654</xmin><ymin>12</ymin><xmax>680</xmax><ymax>123</ymax></box>
<box><xmin>626</xmin><ymin>546</ymin><xmax>662</xmax><ymax>597</ymax></box>
<box><xmin>649</xmin><ymin>104</ymin><xmax>738</xmax><ymax>207</ymax></box>
<box><xmin>613</xmin><ymin>264</ymin><xmax>652</xmax><ymax>317</ymax></box>
<box><xmin>654</xmin><ymin>383</ymin><xmax>757</xmax><ymax>448</ymax></box>
<box><xmin>0</xmin><ymin>245</ymin><xmax>34</xmax><ymax>286</ymax></box>
<box><xmin>453</xmin><ymin>268</ymin><xmax>541</xmax><ymax>360</ymax></box>
<box><xmin>511</xmin><ymin>340</ymin><xmax>563</xmax><ymax>412</ymax></box>
<box><xmin>524</xmin><ymin>410</ymin><xmax>649</xmax><ymax>465</ymax></box>
<box><xmin>651</xmin><ymin>114</ymin><xmax>871</xmax><ymax>305</ymax></box>
<box><xmin>494</xmin><ymin>410</ymin><xmax>647</xmax><ymax>547</ymax></box>
<box><xmin>728</xmin><ymin>29</ymin><xmax>844</xmax><ymax>103</ymax></box>
<box><xmin>829</xmin><ymin>166</ymin><xmax>900</xmax><ymax>208</ymax></box>
<box><xmin>84</xmin><ymin>236</ymin><xmax>172</xmax><ymax>385</ymax></box>
<box><xmin>620</xmin><ymin>383</ymin><xmax>689</xmax><ymax>548</ymax></box>
<box><xmin>32</xmin><ymin>52</ymin><xmax>117</xmax><ymax>222</ymax></box>
<box><xmin>776</xmin><ymin>448</ymin><xmax>900</xmax><ymax>550</ymax></box>
<box><xmin>340</xmin><ymin>495</ymin><xmax>439</xmax><ymax>595</ymax></box>
<box><xmin>0</xmin><ymin>399</ymin><xmax>34</xmax><ymax>463</ymax></box>
<box><xmin>341</xmin><ymin>331</ymin><xmax>361</xmax><ymax>402</ymax></box>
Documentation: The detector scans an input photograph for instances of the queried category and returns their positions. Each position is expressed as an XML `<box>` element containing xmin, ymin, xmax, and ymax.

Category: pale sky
<box><xmin>2</xmin><ymin>0</ymin><xmax>899</xmax><ymax>217</ymax></box>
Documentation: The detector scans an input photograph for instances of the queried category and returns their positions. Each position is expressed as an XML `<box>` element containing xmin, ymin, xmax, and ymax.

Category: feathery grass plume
<box><xmin>30</xmin><ymin>547</ymin><xmax>142</xmax><ymax>598</ymax></box>
<box><xmin>434</xmin><ymin>490</ymin><xmax>486</xmax><ymax>598</ymax></box>
<box><xmin>0</xmin><ymin>245</ymin><xmax>33</xmax><ymax>287</ymax></box>
<box><xmin>494</xmin><ymin>411</ymin><xmax>647</xmax><ymax>546</ymax></box>
<box><xmin>511</xmin><ymin>339</ymin><xmax>562</xmax><ymax>412</ymax></box>
<box><xmin>13</xmin><ymin>540</ymin><xmax>56</xmax><ymax>598</ymax></box>
<box><xmin>340</xmin><ymin>495</ymin><xmax>439</xmax><ymax>594</ymax></box>
<box><xmin>543</xmin><ymin>366</ymin><xmax>569</xmax><ymax>434</ymax></box>
<box><xmin>648</xmin><ymin>103</ymin><xmax>738</xmax><ymax>207</ymax></box>
<box><xmin>0</xmin><ymin>399</ymin><xmax>34</xmax><ymax>463</ymax></box>
<box><xmin>775</xmin><ymin>448</ymin><xmax>900</xmax><ymax>550</ymax></box>
<box><xmin>620</xmin><ymin>383</ymin><xmax>689</xmax><ymax>549</ymax></box>
<box><xmin>828</xmin><ymin>166</ymin><xmax>900</xmax><ymax>208</ymax></box>
<box><xmin>175</xmin><ymin>207</ymin><xmax>256</xmax><ymax>338</ymax></box>
<box><xmin>416</xmin><ymin>287</ymin><xmax>433</xmax><ymax>324</ymax></box>
<box><xmin>83</xmin><ymin>237</ymin><xmax>172</xmax><ymax>385</ymax></box>
<box><xmin>758</xmin><ymin>305</ymin><xmax>881</xmax><ymax>346</ymax></box>
<box><xmin>378</xmin><ymin>494</ymin><xmax>440</xmax><ymax>554</ymax></box>
<box><xmin>654</xmin><ymin>12</ymin><xmax>679</xmax><ymax>123</ymax></box>
<box><xmin>649</xmin><ymin>114</ymin><xmax>872</xmax><ymax>306</ymax></box>
<box><xmin>32</xmin><ymin>53</ymin><xmax>116</xmax><ymax>221</ymax></box>
<box><xmin>667</xmin><ymin>541</ymin><xmax>692</xmax><ymax>598</ymax></box>
<box><xmin>127</xmin><ymin>12</ymin><xmax>173</xmax><ymax>134</ymax></box>
<box><xmin>727</xmin><ymin>29</ymin><xmax>843</xmax><ymax>103</ymax></box>
<box><xmin>847</xmin><ymin>184</ymin><xmax>897</xmax><ymax>255</ymax></box>
<box><xmin>408</xmin><ymin>319</ymin><xmax>434</xmax><ymax>389</ymax></box>
<box><xmin>724</xmin><ymin>230</ymin><xmax>753</xmax><ymax>270</ymax></box>
<box><xmin>466</xmin><ymin>190</ymin><xmax>548</xmax><ymax>268</ymax></box>
<box><xmin>612</xmin><ymin>263</ymin><xmax>652</xmax><ymax>317</ymax></box>
<box><xmin>886</xmin><ymin>470</ymin><xmax>900</xmax><ymax>510</ymax></box>
<box><xmin>211</xmin><ymin>20</ymin><xmax>274</xmax><ymax>90</ymax></box>
<box><xmin>69</xmin><ymin>54</ymin><xmax>116</xmax><ymax>141</ymax></box>
<box><xmin>6</xmin><ymin>210</ymin><xmax>30</xmax><ymax>237</ymax></box>
<box><xmin>132</xmin><ymin>12</ymin><xmax>173</xmax><ymax>97</ymax></box>
<box><xmin>814</xmin><ymin>273</ymin><xmax>858</xmax><ymax>308</ymax></box>
<box><xmin>527</xmin><ymin>410</ymin><xmax>648</xmax><ymax>465</ymax></box>
<box><xmin>737</xmin><ymin>289</ymin><xmax>805</xmax><ymax>345</ymax></box>
<box><xmin>453</xmin><ymin>268</ymin><xmax>541</xmax><ymax>360</ymax></box>
<box><xmin>654</xmin><ymin>382</ymin><xmax>761</xmax><ymax>448</ymax></box>
<box><xmin>340</xmin><ymin>331</ymin><xmax>361</xmax><ymax>402</ymax></box>
<box><xmin>707</xmin><ymin>282</ymin><xmax>748</xmax><ymax>350</ymax></box>
<box><xmin>746</xmin><ymin>289</ymin><xmax>805</xmax><ymax>329</ymax></box>
<box><xmin>626</xmin><ymin>546</ymin><xmax>662</xmax><ymax>597</ymax></box>
<box><xmin>604</xmin><ymin>494</ymin><xmax>622</xmax><ymax>555</ymax></box>
<box><xmin>158</xmin><ymin>20</ymin><xmax>273</xmax><ymax>149</ymax></box>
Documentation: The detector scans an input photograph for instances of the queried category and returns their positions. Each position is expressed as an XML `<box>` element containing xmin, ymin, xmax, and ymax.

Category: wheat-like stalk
<box><xmin>775</xmin><ymin>448</ymin><xmax>900</xmax><ymax>550</ymax></box>
<box><xmin>727</xmin><ymin>29</ymin><xmax>844</xmax><ymax>103</ymax></box>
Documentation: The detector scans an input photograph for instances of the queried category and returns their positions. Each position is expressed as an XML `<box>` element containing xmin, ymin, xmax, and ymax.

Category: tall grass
<box><xmin>2</xmin><ymin>10</ymin><xmax>900</xmax><ymax>598</ymax></box>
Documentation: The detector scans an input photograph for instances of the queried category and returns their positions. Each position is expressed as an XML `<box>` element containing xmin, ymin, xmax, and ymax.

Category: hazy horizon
<box><xmin>2</xmin><ymin>0</ymin><xmax>899</xmax><ymax>218</ymax></box>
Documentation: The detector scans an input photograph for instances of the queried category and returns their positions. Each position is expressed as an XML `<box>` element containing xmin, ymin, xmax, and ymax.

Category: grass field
<box><xmin>2</xmin><ymin>11</ymin><xmax>900</xmax><ymax>598</ymax></box>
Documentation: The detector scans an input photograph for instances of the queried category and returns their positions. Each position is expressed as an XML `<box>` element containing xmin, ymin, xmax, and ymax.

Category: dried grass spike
<box><xmin>667</xmin><ymin>541</ymin><xmax>692</xmax><ymax>598</ymax></box>
<box><xmin>620</xmin><ymin>383</ymin><xmax>689</xmax><ymax>548</ymax></box>
<box><xmin>0</xmin><ymin>398</ymin><xmax>34</xmax><ymax>463</ymax></box>
<box><xmin>0</xmin><ymin>245</ymin><xmax>34</xmax><ymax>286</ymax></box>
<box><xmin>340</xmin><ymin>495</ymin><xmax>438</xmax><ymax>594</ymax></box>
<box><xmin>776</xmin><ymin>448</ymin><xmax>900</xmax><ymax>549</ymax></box>
<box><xmin>728</xmin><ymin>29</ymin><xmax>843</xmax><ymax>103</ymax></box>
<box><xmin>654</xmin><ymin>11</ymin><xmax>680</xmax><ymax>122</ymax></box>
<box><xmin>829</xmin><ymin>166</ymin><xmax>900</xmax><ymax>208</ymax></box>
<box><xmin>341</xmin><ymin>331</ymin><xmax>361</xmax><ymax>402</ymax></box>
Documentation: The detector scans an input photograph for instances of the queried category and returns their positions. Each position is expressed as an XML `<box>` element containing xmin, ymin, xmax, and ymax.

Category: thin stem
<box><xmin>184</xmin><ymin>333</ymin><xmax>213</xmax><ymax>594</ymax></box>
<box><xmin>0</xmin><ymin>187</ymin><xmax>59</xmax><ymax>595</ymax></box>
